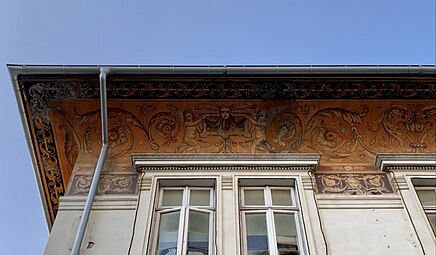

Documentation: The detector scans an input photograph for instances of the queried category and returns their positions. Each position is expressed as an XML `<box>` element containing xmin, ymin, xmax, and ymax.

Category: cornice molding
<box><xmin>21</xmin><ymin>78</ymin><xmax>436</xmax><ymax>100</ymax></box>
<box><xmin>375</xmin><ymin>153</ymin><xmax>436</xmax><ymax>172</ymax></box>
<box><xmin>132</xmin><ymin>153</ymin><xmax>320</xmax><ymax>172</ymax></box>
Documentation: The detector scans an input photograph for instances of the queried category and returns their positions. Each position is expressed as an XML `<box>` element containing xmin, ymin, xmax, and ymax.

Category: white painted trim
<box><xmin>58</xmin><ymin>195</ymin><xmax>138</xmax><ymax>211</ymax></box>
<box><xmin>375</xmin><ymin>153</ymin><xmax>436</xmax><ymax>172</ymax></box>
<box><xmin>135</xmin><ymin>160</ymin><xmax>319</xmax><ymax>167</ymax></box>
<box><xmin>380</xmin><ymin>160</ymin><xmax>436</xmax><ymax>171</ymax></box>
<box><xmin>316</xmin><ymin>195</ymin><xmax>403</xmax><ymax>209</ymax></box>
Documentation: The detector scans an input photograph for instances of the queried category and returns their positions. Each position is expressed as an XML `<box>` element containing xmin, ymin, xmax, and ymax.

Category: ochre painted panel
<box><xmin>51</xmin><ymin>99</ymin><xmax>436</xmax><ymax>174</ymax></box>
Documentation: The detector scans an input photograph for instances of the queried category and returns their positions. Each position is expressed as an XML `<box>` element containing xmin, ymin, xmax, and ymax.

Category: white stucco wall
<box><xmin>44</xmin><ymin>170</ymin><xmax>435</xmax><ymax>255</ymax></box>
<box><xmin>45</xmin><ymin>196</ymin><xmax>138</xmax><ymax>255</ymax></box>
<box><xmin>318</xmin><ymin>195</ymin><xmax>424</xmax><ymax>255</ymax></box>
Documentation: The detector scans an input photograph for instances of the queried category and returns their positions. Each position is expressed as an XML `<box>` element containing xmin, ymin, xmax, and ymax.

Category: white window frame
<box><xmin>132</xmin><ymin>153</ymin><xmax>321</xmax><ymax>255</ymax></box>
<box><xmin>412</xmin><ymin>179</ymin><xmax>436</xmax><ymax>235</ymax></box>
<box><xmin>150</xmin><ymin>181</ymin><xmax>216</xmax><ymax>255</ymax></box>
<box><xmin>239</xmin><ymin>179</ymin><xmax>307</xmax><ymax>255</ymax></box>
<box><xmin>376</xmin><ymin>153</ymin><xmax>436</xmax><ymax>253</ymax></box>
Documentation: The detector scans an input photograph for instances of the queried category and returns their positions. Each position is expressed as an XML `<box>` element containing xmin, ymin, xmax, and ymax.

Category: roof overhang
<box><xmin>8</xmin><ymin>64</ymin><xmax>436</xmax><ymax>228</ymax></box>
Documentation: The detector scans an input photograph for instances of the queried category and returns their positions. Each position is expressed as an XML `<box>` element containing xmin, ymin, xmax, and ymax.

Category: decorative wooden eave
<box><xmin>9</xmin><ymin>64</ymin><xmax>436</xmax><ymax>229</ymax></box>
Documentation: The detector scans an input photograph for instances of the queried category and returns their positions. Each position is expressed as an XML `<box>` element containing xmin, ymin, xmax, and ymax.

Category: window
<box><xmin>152</xmin><ymin>180</ymin><xmax>215</xmax><ymax>255</ymax></box>
<box><xmin>133</xmin><ymin>154</ymin><xmax>320</xmax><ymax>254</ymax></box>
<box><xmin>413</xmin><ymin>179</ymin><xmax>436</xmax><ymax>234</ymax></box>
<box><xmin>240</xmin><ymin>180</ymin><xmax>305</xmax><ymax>255</ymax></box>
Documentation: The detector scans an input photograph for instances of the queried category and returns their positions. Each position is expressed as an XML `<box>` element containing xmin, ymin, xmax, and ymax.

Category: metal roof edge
<box><xmin>7</xmin><ymin>64</ymin><xmax>53</xmax><ymax>231</ymax></box>
<box><xmin>7</xmin><ymin>64</ymin><xmax>436</xmax><ymax>76</ymax></box>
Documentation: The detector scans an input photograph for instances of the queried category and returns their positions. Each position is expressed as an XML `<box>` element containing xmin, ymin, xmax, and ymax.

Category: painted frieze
<box><xmin>20</xmin><ymin>76</ymin><xmax>436</xmax><ymax>222</ymax></box>
<box><xmin>315</xmin><ymin>173</ymin><xmax>394</xmax><ymax>195</ymax></box>
<box><xmin>51</xmin><ymin>100</ymin><xmax>436</xmax><ymax>167</ymax></box>
<box><xmin>68</xmin><ymin>174</ymin><xmax>138</xmax><ymax>195</ymax></box>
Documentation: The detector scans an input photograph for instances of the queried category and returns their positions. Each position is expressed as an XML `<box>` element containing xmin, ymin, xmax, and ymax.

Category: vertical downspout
<box><xmin>71</xmin><ymin>67</ymin><xmax>110</xmax><ymax>255</ymax></box>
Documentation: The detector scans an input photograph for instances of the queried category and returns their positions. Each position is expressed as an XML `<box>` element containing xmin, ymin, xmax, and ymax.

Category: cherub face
<box><xmin>184</xmin><ymin>113</ymin><xmax>193</xmax><ymax>122</ymax></box>
<box><xmin>257</xmin><ymin>112</ymin><xmax>267</xmax><ymax>122</ymax></box>
<box><xmin>220</xmin><ymin>108</ymin><xmax>231</xmax><ymax>120</ymax></box>
<box><xmin>346</xmin><ymin>177</ymin><xmax>360</xmax><ymax>189</ymax></box>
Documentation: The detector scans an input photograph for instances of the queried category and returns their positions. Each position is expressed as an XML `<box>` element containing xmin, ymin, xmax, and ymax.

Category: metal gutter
<box><xmin>70</xmin><ymin>67</ymin><xmax>110</xmax><ymax>255</ymax></box>
<box><xmin>8</xmin><ymin>64</ymin><xmax>436</xmax><ymax>77</ymax></box>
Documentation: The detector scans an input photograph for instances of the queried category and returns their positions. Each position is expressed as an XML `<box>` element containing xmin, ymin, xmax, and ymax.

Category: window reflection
<box><xmin>156</xmin><ymin>211</ymin><xmax>180</xmax><ymax>255</ymax></box>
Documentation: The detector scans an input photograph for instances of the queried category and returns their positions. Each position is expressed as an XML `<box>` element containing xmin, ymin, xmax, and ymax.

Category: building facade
<box><xmin>10</xmin><ymin>65</ymin><xmax>436</xmax><ymax>255</ymax></box>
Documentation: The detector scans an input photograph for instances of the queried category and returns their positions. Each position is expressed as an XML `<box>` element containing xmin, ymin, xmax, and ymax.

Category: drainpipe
<box><xmin>71</xmin><ymin>67</ymin><xmax>110</xmax><ymax>255</ymax></box>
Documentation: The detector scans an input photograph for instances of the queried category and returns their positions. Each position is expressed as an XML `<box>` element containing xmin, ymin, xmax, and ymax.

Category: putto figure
<box><xmin>171</xmin><ymin>106</ymin><xmax>208</xmax><ymax>153</ymax></box>
<box><xmin>246</xmin><ymin>109</ymin><xmax>276</xmax><ymax>153</ymax></box>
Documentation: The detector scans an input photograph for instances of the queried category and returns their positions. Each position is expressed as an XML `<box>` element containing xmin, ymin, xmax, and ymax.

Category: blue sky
<box><xmin>0</xmin><ymin>0</ymin><xmax>434</xmax><ymax>254</ymax></box>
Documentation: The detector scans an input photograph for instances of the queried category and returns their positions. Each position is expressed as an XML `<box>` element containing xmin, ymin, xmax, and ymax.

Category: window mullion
<box><xmin>209</xmin><ymin>211</ymin><xmax>215</xmax><ymax>255</ymax></box>
<box><xmin>240</xmin><ymin>211</ymin><xmax>249</xmax><ymax>255</ymax></box>
<box><xmin>265</xmin><ymin>186</ymin><xmax>271</xmax><ymax>207</ymax></box>
<box><xmin>179</xmin><ymin>206</ymin><xmax>189</xmax><ymax>255</ymax></box>
<box><xmin>294</xmin><ymin>211</ymin><xmax>306</xmax><ymax>254</ymax></box>
<box><xmin>265</xmin><ymin>187</ymin><xmax>277</xmax><ymax>255</ymax></box>
<box><xmin>267</xmin><ymin>209</ymin><xmax>278</xmax><ymax>255</ymax></box>
<box><xmin>180</xmin><ymin>187</ymin><xmax>190</xmax><ymax>255</ymax></box>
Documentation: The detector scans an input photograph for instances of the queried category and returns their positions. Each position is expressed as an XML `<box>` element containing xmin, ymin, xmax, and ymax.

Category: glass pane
<box><xmin>156</xmin><ymin>211</ymin><xmax>180</xmax><ymax>255</ymax></box>
<box><xmin>272</xmin><ymin>189</ymin><xmax>293</xmax><ymax>206</ymax></box>
<box><xmin>190</xmin><ymin>190</ymin><xmax>210</xmax><ymax>206</ymax></box>
<box><xmin>416</xmin><ymin>189</ymin><xmax>436</xmax><ymax>207</ymax></box>
<box><xmin>187</xmin><ymin>211</ymin><xmax>210</xmax><ymax>255</ymax></box>
<box><xmin>427</xmin><ymin>213</ymin><xmax>436</xmax><ymax>234</ymax></box>
<box><xmin>244</xmin><ymin>189</ymin><xmax>265</xmax><ymax>206</ymax></box>
<box><xmin>245</xmin><ymin>213</ymin><xmax>269</xmax><ymax>255</ymax></box>
<box><xmin>162</xmin><ymin>190</ymin><xmax>183</xmax><ymax>206</ymax></box>
<box><xmin>274</xmin><ymin>213</ymin><xmax>299</xmax><ymax>255</ymax></box>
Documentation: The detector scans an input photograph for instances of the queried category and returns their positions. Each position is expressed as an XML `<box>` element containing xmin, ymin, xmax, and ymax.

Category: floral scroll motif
<box><xmin>315</xmin><ymin>173</ymin><xmax>394</xmax><ymax>195</ymax></box>
<box><xmin>271</xmin><ymin>111</ymin><xmax>303</xmax><ymax>151</ymax></box>
<box><xmin>109</xmin><ymin>80</ymin><xmax>436</xmax><ymax>99</ymax></box>
<box><xmin>148</xmin><ymin>112</ymin><xmax>180</xmax><ymax>147</ymax></box>
<box><xmin>73</xmin><ymin>107</ymin><xmax>158</xmax><ymax>156</ymax></box>
<box><xmin>373</xmin><ymin>104</ymin><xmax>436</xmax><ymax>152</ymax></box>
<box><xmin>305</xmin><ymin>106</ymin><xmax>369</xmax><ymax>158</ymax></box>
<box><xmin>26</xmin><ymin>81</ymin><xmax>93</xmax><ymax>220</ymax></box>
<box><xmin>69</xmin><ymin>174</ymin><xmax>138</xmax><ymax>195</ymax></box>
